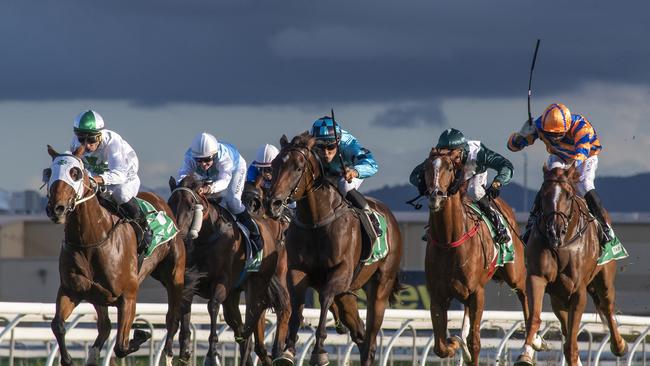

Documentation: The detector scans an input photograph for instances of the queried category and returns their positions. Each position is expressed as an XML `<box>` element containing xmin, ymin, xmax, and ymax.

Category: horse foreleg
<box><xmin>86</xmin><ymin>305</ymin><xmax>110</xmax><ymax>366</ymax></box>
<box><xmin>274</xmin><ymin>269</ymin><xmax>308</xmax><ymax>366</ymax></box>
<box><xmin>359</xmin><ymin>275</ymin><xmax>394</xmax><ymax>366</ymax></box>
<box><xmin>178</xmin><ymin>298</ymin><xmax>193</xmax><ymax>364</ymax></box>
<box><xmin>51</xmin><ymin>288</ymin><xmax>80</xmax><ymax>366</ymax></box>
<box><xmin>565</xmin><ymin>288</ymin><xmax>587</xmax><ymax>366</ymax></box>
<box><xmin>114</xmin><ymin>294</ymin><xmax>150</xmax><ymax>358</ymax></box>
<box><xmin>271</xmin><ymin>276</ymin><xmax>291</xmax><ymax>361</ymax></box>
<box><xmin>162</xmin><ymin>262</ymin><xmax>185</xmax><ymax>366</ymax></box>
<box><xmin>204</xmin><ymin>283</ymin><xmax>227</xmax><ymax>366</ymax></box>
<box><xmin>333</xmin><ymin>293</ymin><xmax>365</xmax><ymax>346</ymax></box>
<box><xmin>465</xmin><ymin>288</ymin><xmax>485</xmax><ymax>366</ymax></box>
<box><xmin>515</xmin><ymin>275</ymin><xmax>547</xmax><ymax>366</ymax></box>
<box><xmin>429</xmin><ymin>296</ymin><xmax>458</xmax><ymax>359</ymax></box>
<box><xmin>254</xmin><ymin>310</ymin><xmax>273</xmax><ymax>366</ymax></box>
<box><xmin>589</xmin><ymin>262</ymin><xmax>628</xmax><ymax>357</ymax></box>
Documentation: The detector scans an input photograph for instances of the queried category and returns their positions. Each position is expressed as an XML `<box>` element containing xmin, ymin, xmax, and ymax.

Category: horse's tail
<box><xmin>183</xmin><ymin>265</ymin><xmax>206</xmax><ymax>302</ymax></box>
<box><xmin>267</xmin><ymin>275</ymin><xmax>290</xmax><ymax>313</ymax></box>
<box><xmin>388</xmin><ymin>271</ymin><xmax>405</xmax><ymax>306</ymax></box>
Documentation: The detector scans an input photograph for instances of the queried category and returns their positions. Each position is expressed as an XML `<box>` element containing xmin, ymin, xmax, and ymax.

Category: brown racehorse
<box><xmin>168</xmin><ymin>175</ymin><xmax>290</xmax><ymax>366</ymax></box>
<box><xmin>45</xmin><ymin>146</ymin><xmax>185</xmax><ymax>366</ymax></box>
<box><xmin>514</xmin><ymin>165</ymin><xmax>627</xmax><ymax>366</ymax></box>
<box><xmin>267</xmin><ymin>133</ymin><xmax>403</xmax><ymax>366</ymax></box>
<box><xmin>423</xmin><ymin>147</ymin><xmax>535</xmax><ymax>365</ymax></box>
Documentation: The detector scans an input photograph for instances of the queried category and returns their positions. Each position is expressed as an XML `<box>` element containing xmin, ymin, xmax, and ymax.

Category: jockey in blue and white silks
<box><xmin>246</xmin><ymin>143</ymin><xmax>280</xmax><ymax>190</ymax></box>
<box><xmin>177</xmin><ymin>132</ymin><xmax>263</xmax><ymax>271</ymax></box>
<box><xmin>69</xmin><ymin>109</ymin><xmax>151</xmax><ymax>253</ymax></box>
<box><xmin>310</xmin><ymin>116</ymin><xmax>382</xmax><ymax>239</ymax></box>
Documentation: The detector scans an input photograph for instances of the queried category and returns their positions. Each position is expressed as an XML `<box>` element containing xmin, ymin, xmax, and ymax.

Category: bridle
<box><xmin>277</xmin><ymin>146</ymin><xmax>324</xmax><ymax>205</ymax></box>
<box><xmin>538</xmin><ymin>177</ymin><xmax>592</xmax><ymax>246</ymax></box>
<box><xmin>170</xmin><ymin>185</ymin><xmax>208</xmax><ymax>239</ymax></box>
<box><xmin>425</xmin><ymin>152</ymin><xmax>464</xmax><ymax>201</ymax></box>
<box><xmin>47</xmin><ymin>154</ymin><xmax>99</xmax><ymax>215</ymax></box>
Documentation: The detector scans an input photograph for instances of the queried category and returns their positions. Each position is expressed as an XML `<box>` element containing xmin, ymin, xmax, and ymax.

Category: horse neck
<box><xmin>429</xmin><ymin>193</ymin><xmax>468</xmax><ymax>244</ymax></box>
<box><xmin>295</xmin><ymin>181</ymin><xmax>343</xmax><ymax>226</ymax></box>
<box><xmin>65</xmin><ymin>196</ymin><xmax>115</xmax><ymax>246</ymax></box>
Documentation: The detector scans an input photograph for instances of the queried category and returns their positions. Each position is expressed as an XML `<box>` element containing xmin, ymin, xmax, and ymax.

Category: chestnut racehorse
<box><xmin>46</xmin><ymin>145</ymin><xmax>185</xmax><ymax>366</ymax></box>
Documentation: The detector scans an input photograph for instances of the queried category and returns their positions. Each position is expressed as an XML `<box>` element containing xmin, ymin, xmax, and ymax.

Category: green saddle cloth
<box><xmin>597</xmin><ymin>227</ymin><xmax>629</xmax><ymax>265</ymax></box>
<box><xmin>467</xmin><ymin>203</ymin><xmax>515</xmax><ymax>266</ymax></box>
<box><xmin>135</xmin><ymin>198</ymin><xmax>179</xmax><ymax>257</ymax></box>
<box><xmin>364</xmin><ymin>211</ymin><xmax>390</xmax><ymax>265</ymax></box>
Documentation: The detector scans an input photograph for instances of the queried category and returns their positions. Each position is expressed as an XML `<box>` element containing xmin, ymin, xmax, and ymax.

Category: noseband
<box><xmin>278</xmin><ymin>146</ymin><xmax>324</xmax><ymax>204</ymax></box>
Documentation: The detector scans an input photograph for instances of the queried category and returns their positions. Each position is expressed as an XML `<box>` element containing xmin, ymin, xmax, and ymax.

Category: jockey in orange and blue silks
<box><xmin>508</xmin><ymin>102</ymin><xmax>612</xmax><ymax>243</ymax></box>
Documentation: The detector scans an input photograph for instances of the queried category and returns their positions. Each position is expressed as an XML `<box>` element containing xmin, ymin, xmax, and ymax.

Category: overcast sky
<box><xmin>2</xmin><ymin>0</ymin><xmax>648</xmax><ymax>194</ymax></box>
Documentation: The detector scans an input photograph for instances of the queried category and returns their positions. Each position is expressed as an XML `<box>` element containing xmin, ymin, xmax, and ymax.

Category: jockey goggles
<box><xmin>316</xmin><ymin>142</ymin><xmax>338</xmax><ymax>151</ymax></box>
<box><xmin>194</xmin><ymin>156</ymin><xmax>214</xmax><ymax>163</ymax></box>
<box><xmin>76</xmin><ymin>133</ymin><xmax>101</xmax><ymax>144</ymax></box>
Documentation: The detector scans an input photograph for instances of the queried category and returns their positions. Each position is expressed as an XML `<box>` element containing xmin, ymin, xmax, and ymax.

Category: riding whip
<box><xmin>331</xmin><ymin>108</ymin><xmax>348</xmax><ymax>179</ymax></box>
<box><xmin>527</xmin><ymin>39</ymin><xmax>541</xmax><ymax>126</ymax></box>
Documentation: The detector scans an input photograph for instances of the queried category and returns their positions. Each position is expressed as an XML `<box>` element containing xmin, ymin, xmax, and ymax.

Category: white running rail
<box><xmin>0</xmin><ymin>302</ymin><xmax>648</xmax><ymax>365</ymax></box>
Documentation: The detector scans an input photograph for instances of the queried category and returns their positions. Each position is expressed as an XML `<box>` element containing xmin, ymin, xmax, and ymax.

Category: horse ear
<box><xmin>47</xmin><ymin>145</ymin><xmax>59</xmax><ymax>159</ymax></box>
<box><xmin>169</xmin><ymin>176</ymin><xmax>177</xmax><ymax>192</ymax></box>
<box><xmin>306</xmin><ymin>136</ymin><xmax>316</xmax><ymax>149</ymax></box>
<box><xmin>542</xmin><ymin>164</ymin><xmax>549</xmax><ymax>176</ymax></box>
<box><xmin>280</xmin><ymin>135</ymin><xmax>289</xmax><ymax>148</ymax></box>
<box><xmin>73</xmin><ymin>145</ymin><xmax>85</xmax><ymax>158</ymax></box>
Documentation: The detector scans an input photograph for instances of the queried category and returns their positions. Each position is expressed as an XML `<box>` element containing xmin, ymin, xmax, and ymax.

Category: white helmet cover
<box><xmin>49</xmin><ymin>155</ymin><xmax>85</xmax><ymax>198</ymax></box>
<box><xmin>191</xmin><ymin>132</ymin><xmax>219</xmax><ymax>158</ymax></box>
<box><xmin>252</xmin><ymin>144</ymin><xmax>279</xmax><ymax>167</ymax></box>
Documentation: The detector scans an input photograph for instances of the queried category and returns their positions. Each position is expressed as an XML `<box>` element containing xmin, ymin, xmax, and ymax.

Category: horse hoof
<box><xmin>451</xmin><ymin>335</ymin><xmax>471</xmax><ymax>363</ymax></box>
<box><xmin>532</xmin><ymin>334</ymin><xmax>549</xmax><ymax>351</ymax></box>
<box><xmin>611</xmin><ymin>339</ymin><xmax>629</xmax><ymax>357</ymax></box>
<box><xmin>165</xmin><ymin>354</ymin><xmax>173</xmax><ymax>366</ymax></box>
<box><xmin>514</xmin><ymin>354</ymin><xmax>534</xmax><ymax>366</ymax></box>
<box><xmin>272</xmin><ymin>351</ymin><xmax>295</xmax><ymax>366</ymax></box>
<box><xmin>335</xmin><ymin>321</ymin><xmax>349</xmax><ymax>335</ymax></box>
<box><xmin>203</xmin><ymin>355</ymin><xmax>221</xmax><ymax>366</ymax></box>
<box><xmin>309</xmin><ymin>352</ymin><xmax>329</xmax><ymax>366</ymax></box>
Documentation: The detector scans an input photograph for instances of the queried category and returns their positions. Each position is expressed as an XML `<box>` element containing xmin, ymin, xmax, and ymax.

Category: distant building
<box><xmin>0</xmin><ymin>190</ymin><xmax>10</xmax><ymax>213</ymax></box>
<box><xmin>9</xmin><ymin>190</ymin><xmax>46</xmax><ymax>215</ymax></box>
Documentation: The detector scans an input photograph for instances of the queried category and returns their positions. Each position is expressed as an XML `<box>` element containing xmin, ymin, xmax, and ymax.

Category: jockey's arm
<box><xmin>98</xmin><ymin>140</ymin><xmax>129</xmax><ymax>185</ymax></box>
<box><xmin>571</xmin><ymin>123</ymin><xmax>593</xmax><ymax>165</ymax></box>
<box><xmin>342</xmin><ymin>134</ymin><xmax>378</xmax><ymax>179</ymax></box>
<box><xmin>176</xmin><ymin>150</ymin><xmax>195</xmax><ymax>184</ymax></box>
<box><xmin>409</xmin><ymin>161</ymin><xmax>427</xmax><ymax>195</ymax></box>
<box><xmin>208</xmin><ymin>152</ymin><xmax>234</xmax><ymax>194</ymax></box>
<box><xmin>478</xmin><ymin>144</ymin><xmax>513</xmax><ymax>186</ymax></box>
<box><xmin>507</xmin><ymin>119</ymin><xmax>539</xmax><ymax>152</ymax></box>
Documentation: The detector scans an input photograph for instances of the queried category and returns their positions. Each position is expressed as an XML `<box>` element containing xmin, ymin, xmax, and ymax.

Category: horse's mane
<box><xmin>287</xmin><ymin>131</ymin><xmax>314</xmax><ymax>149</ymax></box>
<box><xmin>178</xmin><ymin>174</ymin><xmax>203</xmax><ymax>191</ymax></box>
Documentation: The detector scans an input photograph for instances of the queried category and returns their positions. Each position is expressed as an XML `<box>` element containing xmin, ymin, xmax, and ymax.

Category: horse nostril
<box><xmin>435</xmin><ymin>191</ymin><xmax>444</xmax><ymax>197</ymax></box>
<box><xmin>271</xmin><ymin>199</ymin><xmax>282</xmax><ymax>208</ymax></box>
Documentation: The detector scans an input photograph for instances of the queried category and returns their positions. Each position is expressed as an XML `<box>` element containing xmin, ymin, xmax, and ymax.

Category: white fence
<box><xmin>0</xmin><ymin>302</ymin><xmax>648</xmax><ymax>365</ymax></box>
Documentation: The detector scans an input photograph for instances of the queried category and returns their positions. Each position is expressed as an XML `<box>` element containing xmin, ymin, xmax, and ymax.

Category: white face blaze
<box><xmin>49</xmin><ymin>155</ymin><xmax>85</xmax><ymax>198</ymax></box>
<box><xmin>432</xmin><ymin>157</ymin><xmax>442</xmax><ymax>192</ymax></box>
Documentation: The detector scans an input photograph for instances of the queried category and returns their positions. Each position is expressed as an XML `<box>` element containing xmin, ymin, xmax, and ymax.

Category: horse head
<box><xmin>45</xmin><ymin>145</ymin><xmax>95</xmax><ymax>224</ymax></box>
<box><xmin>268</xmin><ymin>132</ymin><xmax>321</xmax><ymax>219</ymax></box>
<box><xmin>168</xmin><ymin>175</ymin><xmax>211</xmax><ymax>240</ymax></box>
<box><xmin>423</xmin><ymin>147</ymin><xmax>464</xmax><ymax>212</ymax></box>
<box><xmin>539</xmin><ymin>163</ymin><xmax>579</xmax><ymax>248</ymax></box>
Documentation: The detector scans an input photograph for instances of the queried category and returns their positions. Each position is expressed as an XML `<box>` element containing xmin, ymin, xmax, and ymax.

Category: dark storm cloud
<box><xmin>1</xmin><ymin>1</ymin><xmax>649</xmax><ymax>105</ymax></box>
<box><xmin>371</xmin><ymin>101</ymin><xmax>447</xmax><ymax>128</ymax></box>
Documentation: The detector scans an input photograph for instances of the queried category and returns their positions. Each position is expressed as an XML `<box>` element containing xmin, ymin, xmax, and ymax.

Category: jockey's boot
<box><xmin>521</xmin><ymin>190</ymin><xmax>542</xmax><ymax>244</ymax></box>
<box><xmin>236</xmin><ymin>210</ymin><xmax>264</xmax><ymax>272</ymax></box>
<box><xmin>121</xmin><ymin>197</ymin><xmax>153</xmax><ymax>255</ymax></box>
<box><xmin>477</xmin><ymin>196</ymin><xmax>510</xmax><ymax>244</ymax></box>
<box><xmin>346</xmin><ymin>189</ymin><xmax>383</xmax><ymax>238</ymax></box>
<box><xmin>584</xmin><ymin>189</ymin><xmax>614</xmax><ymax>243</ymax></box>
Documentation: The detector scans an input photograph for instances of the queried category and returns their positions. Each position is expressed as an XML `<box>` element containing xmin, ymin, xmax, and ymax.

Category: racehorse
<box><xmin>514</xmin><ymin>165</ymin><xmax>627</xmax><ymax>366</ymax></box>
<box><xmin>423</xmin><ymin>147</ymin><xmax>533</xmax><ymax>365</ymax></box>
<box><xmin>168</xmin><ymin>175</ymin><xmax>289</xmax><ymax>366</ymax></box>
<box><xmin>45</xmin><ymin>145</ymin><xmax>185</xmax><ymax>366</ymax></box>
<box><xmin>267</xmin><ymin>133</ymin><xmax>403</xmax><ymax>366</ymax></box>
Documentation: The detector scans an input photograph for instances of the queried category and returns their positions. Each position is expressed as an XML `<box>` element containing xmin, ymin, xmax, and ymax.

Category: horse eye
<box><xmin>70</xmin><ymin>167</ymin><xmax>82</xmax><ymax>182</ymax></box>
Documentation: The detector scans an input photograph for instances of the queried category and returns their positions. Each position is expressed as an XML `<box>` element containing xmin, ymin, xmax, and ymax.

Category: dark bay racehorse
<box><xmin>267</xmin><ymin>133</ymin><xmax>403</xmax><ymax>366</ymax></box>
<box><xmin>46</xmin><ymin>146</ymin><xmax>185</xmax><ymax>366</ymax></box>
<box><xmin>423</xmin><ymin>147</ymin><xmax>534</xmax><ymax>365</ymax></box>
<box><xmin>168</xmin><ymin>176</ymin><xmax>290</xmax><ymax>366</ymax></box>
<box><xmin>515</xmin><ymin>165</ymin><xmax>627</xmax><ymax>366</ymax></box>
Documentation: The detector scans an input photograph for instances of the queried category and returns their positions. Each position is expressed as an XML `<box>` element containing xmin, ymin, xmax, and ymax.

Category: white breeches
<box><xmin>222</xmin><ymin>159</ymin><xmax>248</xmax><ymax>215</ymax></box>
<box><xmin>466</xmin><ymin>172</ymin><xmax>488</xmax><ymax>202</ymax></box>
<box><xmin>338</xmin><ymin>177</ymin><xmax>364</xmax><ymax>196</ymax></box>
<box><xmin>546</xmin><ymin>155</ymin><xmax>598</xmax><ymax>197</ymax></box>
<box><xmin>101</xmin><ymin>176</ymin><xmax>141</xmax><ymax>205</ymax></box>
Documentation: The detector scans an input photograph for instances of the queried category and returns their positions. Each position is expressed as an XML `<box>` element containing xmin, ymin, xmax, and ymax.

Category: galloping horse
<box><xmin>46</xmin><ymin>146</ymin><xmax>185</xmax><ymax>366</ymax></box>
<box><xmin>423</xmin><ymin>147</ymin><xmax>533</xmax><ymax>365</ymax></box>
<box><xmin>515</xmin><ymin>165</ymin><xmax>627</xmax><ymax>366</ymax></box>
<box><xmin>267</xmin><ymin>133</ymin><xmax>403</xmax><ymax>366</ymax></box>
<box><xmin>168</xmin><ymin>175</ymin><xmax>290</xmax><ymax>366</ymax></box>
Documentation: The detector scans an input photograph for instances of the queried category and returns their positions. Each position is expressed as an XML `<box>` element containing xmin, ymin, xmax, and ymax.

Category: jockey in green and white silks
<box><xmin>177</xmin><ymin>132</ymin><xmax>264</xmax><ymax>271</ymax></box>
<box><xmin>310</xmin><ymin>116</ymin><xmax>382</xmax><ymax>239</ymax></box>
<box><xmin>410</xmin><ymin>128</ymin><xmax>513</xmax><ymax>244</ymax></box>
<box><xmin>69</xmin><ymin>110</ymin><xmax>152</xmax><ymax>253</ymax></box>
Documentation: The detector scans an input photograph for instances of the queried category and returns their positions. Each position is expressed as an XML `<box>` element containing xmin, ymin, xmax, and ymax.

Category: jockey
<box><xmin>246</xmin><ymin>143</ymin><xmax>280</xmax><ymax>190</ymax></box>
<box><xmin>70</xmin><ymin>110</ymin><xmax>152</xmax><ymax>254</ymax></box>
<box><xmin>177</xmin><ymin>132</ymin><xmax>263</xmax><ymax>270</ymax></box>
<box><xmin>410</xmin><ymin>128</ymin><xmax>513</xmax><ymax>244</ymax></box>
<box><xmin>310</xmin><ymin>116</ymin><xmax>382</xmax><ymax>237</ymax></box>
<box><xmin>508</xmin><ymin>102</ymin><xmax>612</xmax><ymax>243</ymax></box>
